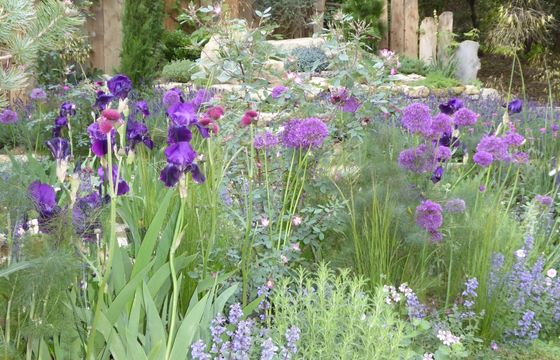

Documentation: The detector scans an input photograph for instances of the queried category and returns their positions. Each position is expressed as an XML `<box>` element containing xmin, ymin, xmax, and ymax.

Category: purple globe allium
<box><xmin>28</xmin><ymin>181</ymin><xmax>58</xmax><ymax>217</ymax></box>
<box><xmin>135</xmin><ymin>101</ymin><xmax>150</xmax><ymax>117</ymax></box>
<box><xmin>98</xmin><ymin>165</ymin><xmax>130</xmax><ymax>196</ymax></box>
<box><xmin>431</xmin><ymin>166</ymin><xmax>444</xmax><ymax>184</ymax></box>
<box><xmin>473</xmin><ymin>151</ymin><xmax>493</xmax><ymax>167</ymax></box>
<box><xmin>401</xmin><ymin>103</ymin><xmax>432</xmax><ymax>136</ymax></box>
<box><xmin>126</xmin><ymin>120</ymin><xmax>153</xmax><ymax>150</ymax></box>
<box><xmin>476</xmin><ymin>135</ymin><xmax>508</xmax><ymax>161</ymax></box>
<box><xmin>30</xmin><ymin>88</ymin><xmax>47</xmax><ymax>101</ymax></box>
<box><xmin>0</xmin><ymin>109</ymin><xmax>18</xmax><ymax>124</ymax></box>
<box><xmin>59</xmin><ymin>102</ymin><xmax>76</xmax><ymax>117</ymax></box>
<box><xmin>512</xmin><ymin>151</ymin><xmax>529</xmax><ymax>164</ymax></box>
<box><xmin>535</xmin><ymin>195</ymin><xmax>553</xmax><ymax>207</ymax></box>
<box><xmin>398</xmin><ymin>144</ymin><xmax>435</xmax><ymax>173</ymax></box>
<box><xmin>107</xmin><ymin>74</ymin><xmax>132</xmax><ymax>99</ymax></box>
<box><xmin>504</xmin><ymin>131</ymin><xmax>525</xmax><ymax>147</ymax></box>
<box><xmin>431</xmin><ymin>113</ymin><xmax>454</xmax><ymax>137</ymax></box>
<box><xmin>271</xmin><ymin>85</ymin><xmax>288</xmax><ymax>99</ymax></box>
<box><xmin>281</xmin><ymin>118</ymin><xmax>329</xmax><ymax>149</ymax></box>
<box><xmin>415</xmin><ymin>200</ymin><xmax>443</xmax><ymax>233</ymax></box>
<box><xmin>444</xmin><ymin>198</ymin><xmax>466</xmax><ymax>213</ymax></box>
<box><xmin>507</xmin><ymin>99</ymin><xmax>523</xmax><ymax>114</ymax></box>
<box><xmin>162</xmin><ymin>88</ymin><xmax>183</xmax><ymax>107</ymax></box>
<box><xmin>436</xmin><ymin>146</ymin><xmax>452</xmax><ymax>161</ymax></box>
<box><xmin>46</xmin><ymin>137</ymin><xmax>70</xmax><ymax>160</ymax></box>
<box><xmin>439</xmin><ymin>98</ymin><xmax>464</xmax><ymax>115</ymax></box>
<box><xmin>453</xmin><ymin>107</ymin><xmax>478</xmax><ymax>127</ymax></box>
<box><xmin>95</xmin><ymin>90</ymin><xmax>114</xmax><ymax>110</ymax></box>
<box><xmin>253</xmin><ymin>131</ymin><xmax>279</xmax><ymax>150</ymax></box>
<box><xmin>72</xmin><ymin>191</ymin><xmax>103</xmax><ymax>241</ymax></box>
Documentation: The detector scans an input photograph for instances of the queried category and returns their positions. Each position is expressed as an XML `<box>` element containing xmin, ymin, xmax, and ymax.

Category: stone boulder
<box><xmin>455</xmin><ymin>40</ymin><xmax>481</xmax><ymax>84</ymax></box>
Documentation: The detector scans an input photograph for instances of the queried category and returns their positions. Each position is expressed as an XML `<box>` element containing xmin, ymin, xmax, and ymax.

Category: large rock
<box><xmin>404</xmin><ymin>85</ymin><xmax>430</xmax><ymax>98</ymax></box>
<box><xmin>480</xmin><ymin>88</ymin><xmax>500</xmax><ymax>100</ymax></box>
<box><xmin>455</xmin><ymin>40</ymin><xmax>481</xmax><ymax>84</ymax></box>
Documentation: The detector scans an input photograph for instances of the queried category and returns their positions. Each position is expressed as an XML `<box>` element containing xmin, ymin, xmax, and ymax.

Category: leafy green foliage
<box><xmin>399</xmin><ymin>56</ymin><xmax>428</xmax><ymax>76</ymax></box>
<box><xmin>342</xmin><ymin>0</ymin><xmax>384</xmax><ymax>50</ymax></box>
<box><xmin>252</xmin><ymin>0</ymin><xmax>315</xmax><ymax>38</ymax></box>
<box><xmin>162</xmin><ymin>30</ymin><xmax>203</xmax><ymax>62</ymax></box>
<box><xmin>412</xmin><ymin>71</ymin><xmax>461</xmax><ymax>88</ymax></box>
<box><xmin>161</xmin><ymin>59</ymin><xmax>198</xmax><ymax>83</ymax></box>
<box><xmin>121</xmin><ymin>0</ymin><xmax>165</xmax><ymax>86</ymax></box>
<box><xmin>284</xmin><ymin>47</ymin><xmax>329</xmax><ymax>73</ymax></box>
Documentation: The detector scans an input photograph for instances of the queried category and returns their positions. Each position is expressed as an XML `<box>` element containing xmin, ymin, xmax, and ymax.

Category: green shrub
<box><xmin>342</xmin><ymin>0</ymin><xmax>385</xmax><ymax>50</ymax></box>
<box><xmin>161</xmin><ymin>60</ymin><xmax>198</xmax><ymax>83</ymax></box>
<box><xmin>285</xmin><ymin>47</ymin><xmax>329</xmax><ymax>73</ymax></box>
<box><xmin>252</xmin><ymin>0</ymin><xmax>315</xmax><ymax>38</ymax></box>
<box><xmin>121</xmin><ymin>0</ymin><xmax>165</xmax><ymax>86</ymax></box>
<box><xmin>270</xmin><ymin>263</ymin><xmax>416</xmax><ymax>359</ymax></box>
<box><xmin>162</xmin><ymin>30</ymin><xmax>204</xmax><ymax>62</ymax></box>
<box><xmin>411</xmin><ymin>71</ymin><xmax>461</xmax><ymax>88</ymax></box>
<box><xmin>399</xmin><ymin>56</ymin><xmax>428</xmax><ymax>76</ymax></box>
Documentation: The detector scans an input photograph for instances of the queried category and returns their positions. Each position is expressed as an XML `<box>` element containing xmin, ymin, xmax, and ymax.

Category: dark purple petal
<box><xmin>195</xmin><ymin>123</ymin><xmax>210</xmax><ymax>138</ymax></box>
<box><xmin>107</xmin><ymin>74</ymin><xmax>132</xmax><ymax>99</ymax></box>
<box><xmin>135</xmin><ymin>101</ymin><xmax>150</xmax><ymax>117</ymax></box>
<box><xmin>167</xmin><ymin>102</ymin><xmax>197</xmax><ymax>126</ymax></box>
<box><xmin>59</xmin><ymin>102</ymin><xmax>76</xmax><ymax>117</ymax></box>
<box><xmin>98</xmin><ymin>165</ymin><xmax>129</xmax><ymax>196</ymax></box>
<box><xmin>191</xmin><ymin>89</ymin><xmax>212</xmax><ymax>109</ymax></box>
<box><xmin>164</xmin><ymin>142</ymin><xmax>197</xmax><ymax>166</ymax></box>
<box><xmin>163</xmin><ymin>88</ymin><xmax>183</xmax><ymax>108</ymax></box>
<box><xmin>439</xmin><ymin>98</ymin><xmax>463</xmax><ymax>115</ymax></box>
<box><xmin>46</xmin><ymin>137</ymin><xmax>70</xmax><ymax>160</ymax></box>
<box><xmin>160</xmin><ymin>165</ymin><xmax>183</xmax><ymax>187</ymax></box>
<box><xmin>28</xmin><ymin>181</ymin><xmax>57</xmax><ymax>215</ymax></box>
<box><xmin>167</xmin><ymin>126</ymin><xmax>192</xmax><ymax>144</ymax></box>
<box><xmin>143</xmin><ymin>138</ymin><xmax>154</xmax><ymax>149</ymax></box>
<box><xmin>507</xmin><ymin>99</ymin><xmax>522</xmax><ymax>114</ymax></box>
<box><xmin>91</xmin><ymin>140</ymin><xmax>108</xmax><ymax>157</ymax></box>
<box><xmin>95</xmin><ymin>91</ymin><xmax>114</xmax><ymax>110</ymax></box>
<box><xmin>55</xmin><ymin>116</ymin><xmax>68</xmax><ymax>128</ymax></box>
<box><xmin>431</xmin><ymin>166</ymin><xmax>443</xmax><ymax>184</ymax></box>
<box><xmin>188</xmin><ymin>163</ymin><xmax>205</xmax><ymax>184</ymax></box>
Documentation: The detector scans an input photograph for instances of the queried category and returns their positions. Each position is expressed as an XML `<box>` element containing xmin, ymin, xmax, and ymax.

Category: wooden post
<box><xmin>86</xmin><ymin>1</ymin><xmax>105</xmax><ymax>71</ymax></box>
<box><xmin>390</xmin><ymin>0</ymin><xmax>405</xmax><ymax>53</ymax></box>
<box><xmin>419</xmin><ymin>17</ymin><xmax>437</xmax><ymax>64</ymax></box>
<box><xmin>102</xmin><ymin>0</ymin><xmax>124</xmax><ymax>73</ymax></box>
<box><xmin>224</xmin><ymin>0</ymin><xmax>252</xmax><ymax>22</ymax></box>
<box><xmin>313</xmin><ymin>0</ymin><xmax>326</xmax><ymax>34</ymax></box>
<box><xmin>403</xmin><ymin>0</ymin><xmax>418</xmax><ymax>58</ymax></box>
<box><xmin>437</xmin><ymin>11</ymin><xmax>453</xmax><ymax>65</ymax></box>
<box><xmin>379</xmin><ymin>0</ymin><xmax>389</xmax><ymax>49</ymax></box>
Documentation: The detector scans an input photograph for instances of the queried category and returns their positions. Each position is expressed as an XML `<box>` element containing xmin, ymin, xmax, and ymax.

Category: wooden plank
<box><xmin>103</xmin><ymin>0</ymin><xmax>124</xmax><ymax>73</ymax></box>
<box><xmin>390</xmin><ymin>0</ymin><xmax>404</xmax><ymax>53</ymax></box>
<box><xmin>437</xmin><ymin>11</ymin><xmax>453</xmax><ymax>65</ymax></box>
<box><xmin>379</xmin><ymin>0</ymin><xmax>389</xmax><ymax>49</ymax></box>
<box><xmin>403</xmin><ymin>0</ymin><xmax>418</xmax><ymax>58</ymax></box>
<box><xmin>86</xmin><ymin>1</ymin><xmax>105</xmax><ymax>71</ymax></box>
<box><xmin>313</xmin><ymin>0</ymin><xmax>326</xmax><ymax>34</ymax></box>
<box><xmin>164</xmin><ymin>0</ymin><xmax>176</xmax><ymax>30</ymax></box>
<box><xmin>419</xmin><ymin>17</ymin><xmax>437</xmax><ymax>64</ymax></box>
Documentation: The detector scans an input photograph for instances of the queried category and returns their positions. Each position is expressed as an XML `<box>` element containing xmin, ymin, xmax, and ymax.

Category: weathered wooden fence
<box><xmin>381</xmin><ymin>0</ymin><xmax>453</xmax><ymax>65</ymax></box>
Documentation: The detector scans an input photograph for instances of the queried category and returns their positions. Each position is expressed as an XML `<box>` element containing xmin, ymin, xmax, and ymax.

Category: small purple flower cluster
<box><xmin>191</xmin><ymin>303</ymin><xmax>300</xmax><ymax>360</ymax></box>
<box><xmin>383</xmin><ymin>283</ymin><xmax>427</xmax><ymax>320</ymax></box>
<box><xmin>281</xmin><ymin>118</ymin><xmax>329</xmax><ymax>149</ymax></box>
<box><xmin>460</xmin><ymin>277</ymin><xmax>478</xmax><ymax>319</ymax></box>
<box><xmin>473</xmin><ymin>127</ymin><xmax>527</xmax><ymax>168</ymax></box>
<box><xmin>253</xmin><ymin>131</ymin><xmax>279</xmax><ymax>151</ymax></box>
<box><xmin>488</xmin><ymin>238</ymin><xmax>560</xmax><ymax>344</ymax></box>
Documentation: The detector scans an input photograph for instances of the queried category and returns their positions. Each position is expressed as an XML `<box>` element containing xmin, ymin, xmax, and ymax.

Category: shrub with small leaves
<box><xmin>161</xmin><ymin>60</ymin><xmax>198</xmax><ymax>83</ymax></box>
<box><xmin>285</xmin><ymin>47</ymin><xmax>329</xmax><ymax>73</ymax></box>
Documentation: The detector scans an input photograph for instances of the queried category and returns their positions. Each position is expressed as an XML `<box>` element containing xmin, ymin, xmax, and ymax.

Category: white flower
<box><xmin>260</xmin><ymin>218</ymin><xmax>269</xmax><ymax>227</ymax></box>
<box><xmin>437</xmin><ymin>330</ymin><xmax>461</xmax><ymax>346</ymax></box>
<box><xmin>547</xmin><ymin>268</ymin><xmax>557</xmax><ymax>278</ymax></box>
<box><xmin>514</xmin><ymin>249</ymin><xmax>527</xmax><ymax>258</ymax></box>
<box><xmin>292</xmin><ymin>216</ymin><xmax>302</xmax><ymax>226</ymax></box>
<box><xmin>280</xmin><ymin>255</ymin><xmax>288</xmax><ymax>264</ymax></box>
<box><xmin>291</xmin><ymin>242</ymin><xmax>300</xmax><ymax>251</ymax></box>
<box><xmin>423</xmin><ymin>353</ymin><xmax>434</xmax><ymax>360</ymax></box>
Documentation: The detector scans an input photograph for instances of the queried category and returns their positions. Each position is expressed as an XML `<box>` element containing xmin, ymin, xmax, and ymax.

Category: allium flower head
<box><xmin>253</xmin><ymin>131</ymin><xmax>279</xmax><ymax>150</ymax></box>
<box><xmin>415</xmin><ymin>200</ymin><xmax>443</xmax><ymax>233</ymax></box>
<box><xmin>535</xmin><ymin>194</ymin><xmax>553</xmax><ymax>207</ymax></box>
<box><xmin>436</xmin><ymin>146</ymin><xmax>452</xmax><ymax>161</ymax></box>
<box><xmin>281</xmin><ymin>118</ymin><xmax>329</xmax><ymax>149</ymax></box>
<box><xmin>473</xmin><ymin>151</ymin><xmax>493</xmax><ymax>167</ymax></box>
<box><xmin>401</xmin><ymin>103</ymin><xmax>432</xmax><ymax>136</ymax></box>
<box><xmin>30</xmin><ymin>88</ymin><xmax>47</xmax><ymax>101</ymax></box>
<box><xmin>271</xmin><ymin>86</ymin><xmax>288</xmax><ymax>99</ymax></box>
<box><xmin>0</xmin><ymin>109</ymin><xmax>18</xmax><ymax>124</ymax></box>
<box><xmin>398</xmin><ymin>144</ymin><xmax>435</xmax><ymax>173</ymax></box>
<box><xmin>504</xmin><ymin>131</ymin><xmax>525</xmax><ymax>147</ymax></box>
<box><xmin>439</xmin><ymin>98</ymin><xmax>464</xmax><ymax>115</ymax></box>
<box><xmin>454</xmin><ymin>107</ymin><xmax>478</xmax><ymax>127</ymax></box>
<box><xmin>445</xmin><ymin>198</ymin><xmax>466</xmax><ymax>213</ymax></box>
<box><xmin>431</xmin><ymin>113</ymin><xmax>453</xmax><ymax>137</ymax></box>
<box><xmin>476</xmin><ymin>135</ymin><xmax>508</xmax><ymax>161</ymax></box>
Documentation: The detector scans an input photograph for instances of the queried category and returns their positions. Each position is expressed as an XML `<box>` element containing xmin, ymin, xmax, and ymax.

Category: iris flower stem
<box><xmin>264</xmin><ymin>152</ymin><xmax>273</xmax><ymax>241</ymax></box>
<box><xmin>86</xmin><ymin>132</ymin><xmax>117</xmax><ymax>360</ymax></box>
<box><xmin>165</xmin><ymin>187</ymin><xmax>186</xmax><ymax>360</ymax></box>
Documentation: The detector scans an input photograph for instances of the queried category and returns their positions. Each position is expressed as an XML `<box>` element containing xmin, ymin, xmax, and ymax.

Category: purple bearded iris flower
<box><xmin>507</xmin><ymin>99</ymin><xmax>522</xmax><ymax>114</ymax></box>
<box><xmin>281</xmin><ymin>118</ymin><xmax>329</xmax><ymax>149</ymax></box>
<box><xmin>166</xmin><ymin>102</ymin><xmax>209</xmax><ymax>138</ymax></box>
<box><xmin>163</xmin><ymin>88</ymin><xmax>183</xmax><ymax>107</ymax></box>
<box><xmin>107</xmin><ymin>74</ymin><xmax>132</xmax><ymax>99</ymax></box>
<box><xmin>135</xmin><ymin>101</ymin><xmax>150</xmax><ymax>117</ymax></box>
<box><xmin>28</xmin><ymin>181</ymin><xmax>60</xmax><ymax>231</ymax></box>
<box><xmin>126</xmin><ymin>120</ymin><xmax>153</xmax><ymax>150</ymax></box>
<box><xmin>439</xmin><ymin>98</ymin><xmax>464</xmax><ymax>115</ymax></box>
<box><xmin>59</xmin><ymin>102</ymin><xmax>76</xmax><ymax>117</ymax></box>
<box><xmin>95</xmin><ymin>90</ymin><xmax>114</xmax><ymax>110</ymax></box>
<box><xmin>167</xmin><ymin>125</ymin><xmax>193</xmax><ymax>144</ymax></box>
<box><xmin>431</xmin><ymin>166</ymin><xmax>444</xmax><ymax>184</ymax></box>
<box><xmin>191</xmin><ymin>89</ymin><xmax>212</xmax><ymax>110</ymax></box>
<box><xmin>53</xmin><ymin>116</ymin><xmax>68</xmax><ymax>137</ymax></box>
<box><xmin>72</xmin><ymin>191</ymin><xmax>103</xmax><ymax>242</ymax></box>
<box><xmin>160</xmin><ymin>141</ymin><xmax>205</xmax><ymax>187</ymax></box>
<box><xmin>98</xmin><ymin>165</ymin><xmax>130</xmax><ymax>196</ymax></box>
<box><xmin>0</xmin><ymin>109</ymin><xmax>18</xmax><ymax>124</ymax></box>
<box><xmin>330</xmin><ymin>88</ymin><xmax>361</xmax><ymax>113</ymax></box>
<box><xmin>46</xmin><ymin>137</ymin><xmax>70</xmax><ymax>160</ymax></box>
<box><xmin>88</xmin><ymin>122</ymin><xmax>115</xmax><ymax>157</ymax></box>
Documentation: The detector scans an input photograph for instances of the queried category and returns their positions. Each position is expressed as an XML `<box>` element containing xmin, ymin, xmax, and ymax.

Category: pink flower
<box><xmin>390</xmin><ymin>68</ymin><xmax>397</xmax><ymax>75</ymax></box>
<box><xmin>292</xmin><ymin>216</ymin><xmax>302</xmax><ymax>226</ymax></box>
<box><xmin>547</xmin><ymin>269</ymin><xmax>557</xmax><ymax>278</ymax></box>
<box><xmin>291</xmin><ymin>243</ymin><xmax>301</xmax><ymax>251</ymax></box>
<box><xmin>261</xmin><ymin>218</ymin><xmax>270</xmax><ymax>227</ymax></box>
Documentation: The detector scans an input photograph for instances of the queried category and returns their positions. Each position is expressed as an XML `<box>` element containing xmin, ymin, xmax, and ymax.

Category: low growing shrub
<box><xmin>161</xmin><ymin>60</ymin><xmax>198</xmax><ymax>83</ymax></box>
<box><xmin>284</xmin><ymin>47</ymin><xmax>329</xmax><ymax>73</ymax></box>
